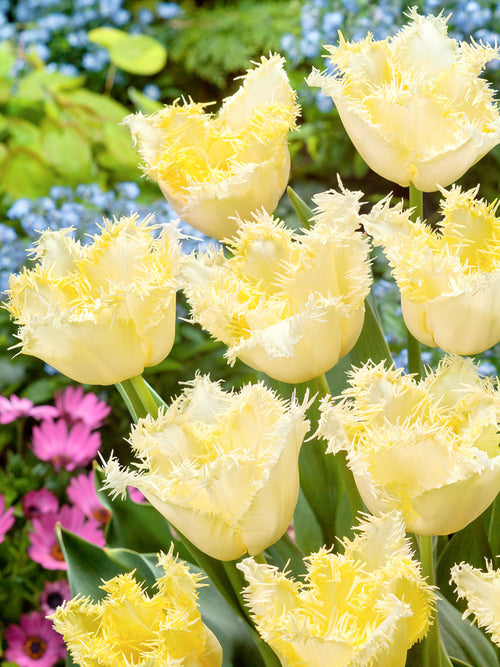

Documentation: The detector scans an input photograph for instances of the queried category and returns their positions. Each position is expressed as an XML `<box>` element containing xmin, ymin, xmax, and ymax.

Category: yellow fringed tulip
<box><xmin>238</xmin><ymin>511</ymin><xmax>435</xmax><ymax>667</ymax></box>
<box><xmin>103</xmin><ymin>374</ymin><xmax>310</xmax><ymax>561</ymax></box>
<box><xmin>451</xmin><ymin>561</ymin><xmax>500</xmax><ymax>647</ymax></box>
<box><xmin>307</xmin><ymin>9</ymin><xmax>500</xmax><ymax>191</ymax></box>
<box><xmin>6</xmin><ymin>215</ymin><xmax>185</xmax><ymax>385</ymax></box>
<box><xmin>51</xmin><ymin>548</ymin><xmax>223</xmax><ymax>667</ymax></box>
<box><xmin>317</xmin><ymin>355</ymin><xmax>500</xmax><ymax>535</ymax></box>
<box><xmin>183</xmin><ymin>185</ymin><xmax>372</xmax><ymax>383</ymax></box>
<box><xmin>364</xmin><ymin>185</ymin><xmax>500</xmax><ymax>355</ymax></box>
<box><xmin>124</xmin><ymin>54</ymin><xmax>300</xmax><ymax>239</ymax></box>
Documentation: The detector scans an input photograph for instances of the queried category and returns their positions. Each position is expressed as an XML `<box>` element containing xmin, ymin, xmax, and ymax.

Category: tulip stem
<box><xmin>418</xmin><ymin>535</ymin><xmax>442</xmax><ymax>667</ymax></box>
<box><xmin>408</xmin><ymin>183</ymin><xmax>424</xmax><ymax>379</ymax></box>
<box><xmin>116</xmin><ymin>375</ymin><xmax>160</xmax><ymax>421</ymax></box>
<box><xmin>314</xmin><ymin>373</ymin><xmax>366</xmax><ymax>521</ymax></box>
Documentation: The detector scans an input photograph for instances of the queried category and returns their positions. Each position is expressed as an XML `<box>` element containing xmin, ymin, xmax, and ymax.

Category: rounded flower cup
<box><xmin>183</xmin><ymin>185</ymin><xmax>372</xmax><ymax>383</ymax></box>
<box><xmin>238</xmin><ymin>511</ymin><xmax>435</xmax><ymax>667</ymax></box>
<box><xmin>103</xmin><ymin>374</ymin><xmax>311</xmax><ymax>561</ymax></box>
<box><xmin>51</xmin><ymin>548</ymin><xmax>223</xmax><ymax>667</ymax></box>
<box><xmin>124</xmin><ymin>54</ymin><xmax>300</xmax><ymax>239</ymax></box>
<box><xmin>307</xmin><ymin>9</ymin><xmax>500</xmax><ymax>191</ymax></box>
<box><xmin>317</xmin><ymin>356</ymin><xmax>500</xmax><ymax>535</ymax></box>
<box><xmin>6</xmin><ymin>215</ymin><xmax>185</xmax><ymax>385</ymax></box>
<box><xmin>363</xmin><ymin>185</ymin><xmax>500</xmax><ymax>355</ymax></box>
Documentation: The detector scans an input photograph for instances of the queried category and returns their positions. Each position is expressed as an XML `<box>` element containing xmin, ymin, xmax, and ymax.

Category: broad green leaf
<box><xmin>102</xmin><ymin>120</ymin><xmax>139</xmax><ymax>167</ymax></box>
<box><xmin>1</xmin><ymin>147</ymin><xmax>55</xmax><ymax>198</ymax></box>
<box><xmin>16</xmin><ymin>69</ymin><xmax>84</xmax><ymax>102</ymax></box>
<box><xmin>293</xmin><ymin>486</ymin><xmax>323</xmax><ymax>554</ymax></box>
<box><xmin>58</xmin><ymin>88</ymin><xmax>129</xmax><ymax>122</ymax></box>
<box><xmin>88</xmin><ymin>26</ymin><xmax>126</xmax><ymax>49</ymax></box>
<box><xmin>437</xmin><ymin>517</ymin><xmax>494</xmax><ymax>607</ymax></box>
<box><xmin>40</xmin><ymin>118</ymin><xmax>95</xmax><ymax>184</ymax></box>
<box><xmin>6</xmin><ymin>118</ymin><xmax>41</xmax><ymax>149</ymax></box>
<box><xmin>438</xmin><ymin>595</ymin><xmax>498</xmax><ymax>667</ymax></box>
<box><xmin>0</xmin><ymin>41</ymin><xmax>16</xmax><ymax>77</ymax></box>
<box><xmin>105</xmin><ymin>548</ymin><xmax>163</xmax><ymax>589</ymax></box>
<box><xmin>287</xmin><ymin>185</ymin><xmax>315</xmax><ymax>228</ymax></box>
<box><xmin>265</xmin><ymin>533</ymin><xmax>307</xmax><ymax>577</ymax></box>
<box><xmin>109</xmin><ymin>34</ymin><xmax>167</xmax><ymax>75</ymax></box>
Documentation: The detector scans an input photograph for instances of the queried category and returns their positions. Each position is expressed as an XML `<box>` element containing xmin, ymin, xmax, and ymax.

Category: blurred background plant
<box><xmin>2</xmin><ymin>0</ymin><xmax>500</xmax><ymax>664</ymax></box>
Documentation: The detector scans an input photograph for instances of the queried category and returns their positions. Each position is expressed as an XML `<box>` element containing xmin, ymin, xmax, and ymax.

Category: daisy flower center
<box><xmin>24</xmin><ymin>636</ymin><xmax>47</xmax><ymax>659</ymax></box>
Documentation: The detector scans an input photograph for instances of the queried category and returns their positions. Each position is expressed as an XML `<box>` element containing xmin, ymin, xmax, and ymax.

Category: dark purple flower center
<box><xmin>24</xmin><ymin>636</ymin><xmax>46</xmax><ymax>659</ymax></box>
<box><xmin>47</xmin><ymin>591</ymin><xmax>64</xmax><ymax>609</ymax></box>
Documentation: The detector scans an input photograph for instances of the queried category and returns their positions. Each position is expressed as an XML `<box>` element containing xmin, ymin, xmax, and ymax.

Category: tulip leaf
<box><xmin>286</xmin><ymin>186</ymin><xmax>314</xmax><ymax>228</ymax></box>
<box><xmin>436</xmin><ymin>517</ymin><xmax>494</xmax><ymax>607</ymax></box>
<box><xmin>105</xmin><ymin>548</ymin><xmax>164</xmax><ymax>589</ymax></box>
<box><xmin>265</xmin><ymin>532</ymin><xmax>307</xmax><ymax>577</ymax></box>
<box><xmin>438</xmin><ymin>595</ymin><xmax>498</xmax><ymax>667</ymax></box>
<box><xmin>56</xmin><ymin>525</ymin><xmax>128</xmax><ymax>602</ymax></box>
<box><xmin>293</xmin><ymin>486</ymin><xmax>323</xmax><ymax>554</ymax></box>
<box><xmin>348</xmin><ymin>292</ymin><xmax>393</xmax><ymax>368</ymax></box>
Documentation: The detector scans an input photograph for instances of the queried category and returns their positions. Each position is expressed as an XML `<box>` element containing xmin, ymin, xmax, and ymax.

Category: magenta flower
<box><xmin>67</xmin><ymin>470</ymin><xmax>111</xmax><ymax>524</ymax></box>
<box><xmin>0</xmin><ymin>494</ymin><xmax>15</xmax><ymax>543</ymax></box>
<box><xmin>39</xmin><ymin>579</ymin><xmax>72</xmax><ymax>616</ymax></box>
<box><xmin>22</xmin><ymin>489</ymin><xmax>59</xmax><ymax>520</ymax></box>
<box><xmin>0</xmin><ymin>394</ymin><xmax>58</xmax><ymax>424</ymax></box>
<box><xmin>31</xmin><ymin>419</ymin><xmax>101</xmax><ymax>471</ymax></box>
<box><xmin>4</xmin><ymin>611</ymin><xmax>66</xmax><ymax>667</ymax></box>
<box><xmin>128</xmin><ymin>486</ymin><xmax>147</xmax><ymax>503</ymax></box>
<box><xmin>28</xmin><ymin>505</ymin><xmax>105</xmax><ymax>570</ymax></box>
<box><xmin>54</xmin><ymin>385</ymin><xmax>110</xmax><ymax>429</ymax></box>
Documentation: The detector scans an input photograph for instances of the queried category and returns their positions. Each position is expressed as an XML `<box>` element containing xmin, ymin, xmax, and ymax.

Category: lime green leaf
<box><xmin>0</xmin><ymin>41</ymin><xmax>16</xmax><ymax>77</ymax></box>
<box><xmin>438</xmin><ymin>595</ymin><xmax>499</xmax><ymax>667</ymax></box>
<box><xmin>1</xmin><ymin>147</ymin><xmax>55</xmax><ymax>198</ymax></box>
<box><xmin>16</xmin><ymin>70</ymin><xmax>84</xmax><ymax>102</ymax></box>
<box><xmin>102</xmin><ymin>120</ymin><xmax>139</xmax><ymax>167</ymax></box>
<box><xmin>59</xmin><ymin>88</ymin><xmax>129</xmax><ymax>122</ymax></box>
<box><xmin>40</xmin><ymin>118</ymin><xmax>95</xmax><ymax>184</ymax></box>
<box><xmin>6</xmin><ymin>118</ymin><xmax>41</xmax><ymax>149</ymax></box>
<box><xmin>89</xmin><ymin>27</ymin><xmax>167</xmax><ymax>75</ymax></box>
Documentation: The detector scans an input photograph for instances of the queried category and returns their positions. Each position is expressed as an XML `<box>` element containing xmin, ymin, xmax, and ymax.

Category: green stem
<box><xmin>222</xmin><ymin>560</ymin><xmax>281</xmax><ymax>667</ymax></box>
<box><xmin>116</xmin><ymin>375</ymin><xmax>159</xmax><ymax>421</ymax></box>
<box><xmin>314</xmin><ymin>374</ymin><xmax>365</xmax><ymax>520</ymax></box>
<box><xmin>419</xmin><ymin>535</ymin><xmax>442</xmax><ymax>667</ymax></box>
<box><xmin>408</xmin><ymin>184</ymin><xmax>424</xmax><ymax>379</ymax></box>
<box><xmin>104</xmin><ymin>63</ymin><xmax>117</xmax><ymax>96</ymax></box>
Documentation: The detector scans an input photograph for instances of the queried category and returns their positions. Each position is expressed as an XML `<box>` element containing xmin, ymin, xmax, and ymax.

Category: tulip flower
<box><xmin>451</xmin><ymin>561</ymin><xmax>500</xmax><ymax>647</ymax></box>
<box><xmin>103</xmin><ymin>374</ymin><xmax>310</xmax><ymax>561</ymax></box>
<box><xmin>317</xmin><ymin>355</ymin><xmax>500</xmax><ymax>535</ymax></box>
<box><xmin>238</xmin><ymin>511</ymin><xmax>435</xmax><ymax>667</ymax></box>
<box><xmin>124</xmin><ymin>54</ymin><xmax>300</xmax><ymax>239</ymax></box>
<box><xmin>51</xmin><ymin>548</ymin><xmax>223</xmax><ymax>667</ymax></box>
<box><xmin>6</xmin><ymin>215</ymin><xmax>185</xmax><ymax>385</ymax></box>
<box><xmin>363</xmin><ymin>185</ymin><xmax>500</xmax><ymax>355</ymax></box>
<box><xmin>307</xmin><ymin>9</ymin><xmax>500</xmax><ymax>191</ymax></box>
<box><xmin>183</xmin><ymin>185</ymin><xmax>372</xmax><ymax>383</ymax></box>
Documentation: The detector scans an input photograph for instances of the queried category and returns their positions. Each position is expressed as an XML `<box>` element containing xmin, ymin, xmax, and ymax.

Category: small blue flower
<box><xmin>315</xmin><ymin>91</ymin><xmax>334</xmax><ymax>113</ymax></box>
<box><xmin>477</xmin><ymin>360</ymin><xmax>498</xmax><ymax>377</ymax></box>
<box><xmin>82</xmin><ymin>48</ymin><xmax>110</xmax><ymax>73</ymax></box>
<box><xmin>0</xmin><ymin>223</ymin><xmax>17</xmax><ymax>244</ymax></box>
<box><xmin>156</xmin><ymin>2</ymin><xmax>182</xmax><ymax>20</ymax></box>
<box><xmin>137</xmin><ymin>7</ymin><xmax>155</xmax><ymax>25</ymax></box>
<box><xmin>7</xmin><ymin>199</ymin><xmax>32</xmax><ymax>220</ymax></box>
<box><xmin>115</xmin><ymin>182</ymin><xmax>141</xmax><ymax>200</ymax></box>
<box><xmin>143</xmin><ymin>83</ymin><xmax>161</xmax><ymax>100</ymax></box>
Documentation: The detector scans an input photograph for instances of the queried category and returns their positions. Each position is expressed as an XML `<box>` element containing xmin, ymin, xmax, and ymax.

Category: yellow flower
<box><xmin>183</xmin><ymin>185</ymin><xmax>372</xmax><ymax>383</ymax></box>
<box><xmin>450</xmin><ymin>561</ymin><xmax>500</xmax><ymax>647</ymax></box>
<box><xmin>238</xmin><ymin>511</ymin><xmax>435</xmax><ymax>667</ymax></box>
<box><xmin>317</xmin><ymin>355</ymin><xmax>500</xmax><ymax>535</ymax></box>
<box><xmin>307</xmin><ymin>9</ymin><xmax>500</xmax><ymax>191</ymax></box>
<box><xmin>124</xmin><ymin>54</ymin><xmax>300</xmax><ymax>239</ymax></box>
<box><xmin>6</xmin><ymin>215</ymin><xmax>185</xmax><ymax>385</ymax></box>
<box><xmin>103</xmin><ymin>374</ymin><xmax>311</xmax><ymax>561</ymax></box>
<box><xmin>364</xmin><ymin>185</ymin><xmax>500</xmax><ymax>355</ymax></box>
<box><xmin>51</xmin><ymin>548</ymin><xmax>223</xmax><ymax>667</ymax></box>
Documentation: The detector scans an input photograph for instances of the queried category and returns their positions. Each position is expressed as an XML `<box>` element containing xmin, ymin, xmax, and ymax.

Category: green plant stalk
<box><xmin>408</xmin><ymin>183</ymin><xmax>424</xmax><ymax>379</ymax></box>
<box><xmin>116</xmin><ymin>375</ymin><xmax>159</xmax><ymax>421</ymax></box>
<box><xmin>419</xmin><ymin>534</ymin><xmax>442</xmax><ymax>667</ymax></box>
<box><xmin>314</xmin><ymin>373</ymin><xmax>365</xmax><ymax>520</ymax></box>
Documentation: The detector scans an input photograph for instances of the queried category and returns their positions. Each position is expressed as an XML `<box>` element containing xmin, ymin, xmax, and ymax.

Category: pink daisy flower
<box><xmin>39</xmin><ymin>579</ymin><xmax>72</xmax><ymax>616</ymax></box>
<box><xmin>28</xmin><ymin>505</ymin><xmax>105</xmax><ymax>570</ymax></box>
<box><xmin>128</xmin><ymin>486</ymin><xmax>147</xmax><ymax>503</ymax></box>
<box><xmin>31</xmin><ymin>419</ymin><xmax>101</xmax><ymax>471</ymax></box>
<box><xmin>54</xmin><ymin>385</ymin><xmax>110</xmax><ymax>430</ymax></box>
<box><xmin>22</xmin><ymin>489</ymin><xmax>59</xmax><ymax>520</ymax></box>
<box><xmin>0</xmin><ymin>494</ymin><xmax>15</xmax><ymax>543</ymax></box>
<box><xmin>4</xmin><ymin>611</ymin><xmax>66</xmax><ymax>667</ymax></box>
<box><xmin>67</xmin><ymin>470</ymin><xmax>111</xmax><ymax>524</ymax></box>
<box><xmin>0</xmin><ymin>394</ymin><xmax>58</xmax><ymax>424</ymax></box>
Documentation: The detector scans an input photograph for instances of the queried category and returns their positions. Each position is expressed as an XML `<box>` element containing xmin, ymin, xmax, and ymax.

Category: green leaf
<box><xmin>40</xmin><ymin>118</ymin><xmax>95</xmax><ymax>184</ymax></box>
<box><xmin>0</xmin><ymin>41</ymin><xmax>16</xmax><ymax>77</ymax></box>
<box><xmin>105</xmin><ymin>548</ymin><xmax>163</xmax><ymax>589</ymax></box>
<box><xmin>438</xmin><ymin>595</ymin><xmax>498</xmax><ymax>667</ymax></box>
<box><xmin>89</xmin><ymin>28</ymin><xmax>167</xmax><ymax>75</ymax></box>
<box><xmin>58</xmin><ymin>88</ymin><xmax>129</xmax><ymax>123</ymax></box>
<box><xmin>1</xmin><ymin>147</ymin><xmax>55</xmax><ymax>198</ymax></box>
<box><xmin>102</xmin><ymin>120</ymin><xmax>139</xmax><ymax>168</ymax></box>
<box><xmin>264</xmin><ymin>533</ymin><xmax>307</xmax><ymax>577</ymax></box>
<box><xmin>349</xmin><ymin>293</ymin><xmax>393</xmax><ymax>368</ymax></box>
<box><xmin>6</xmin><ymin>118</ymin><xmax>41</xmax><ymax>149</ymax></box>
<box><xmin>15</xmin><ymin>69</ymin><xmax>84</xmax><ymax>102</ymax></box>
<box><xmin>286</xmin><ymin>186</ymin><xmax>314</xmax><ymax>228</ymax></box>
<box><xmin>293</xmin><ymin>486</ymin><xmax>323</xmax><ymax>554</ymax></box>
